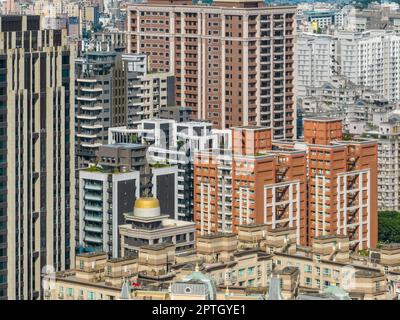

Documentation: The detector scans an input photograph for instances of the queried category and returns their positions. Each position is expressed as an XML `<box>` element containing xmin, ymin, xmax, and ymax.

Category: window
<box><xmin>248</xmin><ymin>267</ymin><xmax>254</xmax><ymax>276</ymax></box>
<box><xmin>238</xmin><ymin>269</ymin><xmax>245</xmax><ymax>277</ymax></box>
<box><xmin>248</xmin><ymin>279</ymin><xmax>254</xmax><ymax>286</ymax></box>
<box><xmin>79</xmin><ymin>260</ymin><xmax>84</xmax><ymax>270</ymax></box>
<box><xmin>323</xmin><ymin>268</ymin><xmax>331</xmax><ymax>276</ymax></box>
<box><xmin>315</xmin><ymin>254</ymin><xmax>321</xmax><ymax>263</ymax></box>
<box><xmin>316</xmin><ymin>267</ymin><xmax>320</xmax><ymax>276</ymax></box>
<box><xmin>323</xmin><ymin>280</ymin><xmax>330</xmax><ymax>288</ymax></box>
<box><xmin>384</xmin><ymin>266</ymin><xmax>389</xmax><ymax>274</ymax></box>
<box><xmin>304</xmin><ymin>265</ymin><xmax>312</xmax><ymax>273</ymax></box>
<box><xmin>305</xmin><ymin>277</ymin><xmax>312</xmax><ymax>286</ymax></box>
<box><xmin>88</xmin><ymin>291</ymin><xmax>96</xmax><ymax>300</ymax></box>
<box><xmin>375</xmin><ymin>281</ymin><xmax>381</xmax><ymax>292</ymax></box>
<box><xmin>67</xmin><ymin>288</ymin><xmax>74</xmax><ymax>297</ymax></box>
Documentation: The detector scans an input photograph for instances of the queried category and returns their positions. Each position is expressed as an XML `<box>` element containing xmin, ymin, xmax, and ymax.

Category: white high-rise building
<box><xmin>295</xmin><ymin>30</ymin><xmax>400</xmax><ymax>101</ymax></box>
<box><xmin>108</xmin><ymin>119</ymin><xmax>231</xmax><ymax>222</ymax></box>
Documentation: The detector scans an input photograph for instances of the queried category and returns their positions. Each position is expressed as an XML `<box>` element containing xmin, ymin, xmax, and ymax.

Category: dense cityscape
<box><xmin>0</xmin><ymin>0</ymin><xmax>399</xmax><ymax>302</ymax></box>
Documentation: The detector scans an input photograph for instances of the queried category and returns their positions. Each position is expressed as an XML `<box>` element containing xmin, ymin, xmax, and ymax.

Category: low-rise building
<box><xmin>46</xmin><ymin>226</ymin><xmax>400</xmax><ymax>300</ymax></box>
<box><xmin>119</xmin><ymin>198</ymin><xmax>196</xmax><ymax>256</ymax></box>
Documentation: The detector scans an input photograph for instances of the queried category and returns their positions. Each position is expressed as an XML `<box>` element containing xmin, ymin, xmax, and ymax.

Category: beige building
<box><xmin>0</xmin><ymin>16</ymin><xmax>75</xmax><ymax>300</ymax></box>
<box><xmin>46</xmin><ymin>226</ymin><xmax>400</xmax><ymax>300</ymax></box>
<box><xmin>119</xmin><ymin>198</ymin><xmax>195</xmax><ymax>257</ymax></box>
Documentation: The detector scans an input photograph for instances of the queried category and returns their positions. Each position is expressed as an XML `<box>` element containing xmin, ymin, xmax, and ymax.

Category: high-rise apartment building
<box><xmin>194</xmin><ymin>120</ymin><xmax>378</xmax><ymax>250</ymax></box>
<box><xmin>194</xmin><ymin>126</ymin><xmax>308</xmax><ymax>244</ymax></box>
<box><xmin>109</xmin><ymin>119</ymin><xmax>229</xmax><ymax>221</ymax></box>
<box><xmin>127</xmin><ymin>0</ymin><xmax>296</xmax><ymax>138</ymax></box>
<box><xmin>298</xmin><ymin>118</ymin><xmax>378</xmax><ymax>250</ymax></box>
<box><xmin>77</xmin><ymin>143</ymin><xmax>179</xmax><ymax>258</ymax></box>
<box><xmin>76</xmin><ymin>52</ymin><xmax>175</xmax><ymax>168</ymax></box>
<box><xmin>0</xmin><ymin>15</ymin><xmax>75</xmax><ymax>300</ymax></box>
<box><xmin>295</xmin><ymin>30</ymin><xmax>400</xmax><ymax>101</ymax></box>
<box><xmin>78</xmin><ymin>168</ymin><xmax>140</xmax><ymax>258</ymax></box>
<box><xmin>75</xmin><ymin>51</ymin><xmax>124</xmax><ymax>168</ymax></box>
<box><xmin>363</xmin><ymin>112</ymin><xmax>400</xmax><ymax>212</ymax></box>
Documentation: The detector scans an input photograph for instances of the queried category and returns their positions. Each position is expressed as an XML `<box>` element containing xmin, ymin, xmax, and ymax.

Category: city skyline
<box><xmin>0</xmin><ymin>0</ymin><xmax>400</xmax><ymax>303</ymax></box>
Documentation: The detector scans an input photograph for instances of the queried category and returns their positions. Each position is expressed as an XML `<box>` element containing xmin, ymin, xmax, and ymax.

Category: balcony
<box><xmin>84</xmin><ymin>183</ymin><xmax>102</xmax><ymax>191</ymax></box>
<box><xmin>84</xmin><ymin>225</ymin><xmax>103</xmax><ymax>233</ymax></box>
<box><xmin>84</xmin><ymin>235</ymin><xmax>103</xmax><ymax>244</ymax></box>
<box><xmin>84</xmin><ymin>194</ymin><xmax>103</xmax><ymax>201</ymax></box>
<box><xmin>84</xmin><ymin>204</ymin><xmax>103</xmax><ymax>212</ymax></box>
<box><xmin>77</xmin><ymin>96</ymin><xmax>98</xmax><ymax>102</ymax></box>
<box><xmin>84</xmin><ymin>215</ymin><xmax>103</xmax><ymax>223</ymax></box>
<box><xmin>77</xmin><ymin>114</ymin><xmax>98</xmax><ymax>120</ymax></box>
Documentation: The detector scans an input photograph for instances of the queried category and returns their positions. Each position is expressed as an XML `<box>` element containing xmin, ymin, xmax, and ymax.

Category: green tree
<box><xmin>378</xmin><ymin>211</ymin><xmax>400</xmax><ymax>243</ymax></box>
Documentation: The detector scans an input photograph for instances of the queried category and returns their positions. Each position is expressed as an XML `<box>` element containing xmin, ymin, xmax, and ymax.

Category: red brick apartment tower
<box><xmin>127</xmin><ymin>0</ymin><xmax>296</xmax><ymax>139</ymax></box>
<box><xmin>304</xmin><ymin>118</ymin><xmax>378</xmax><ymax>250</ymax></box>
<box><xmin>194</xmin><ymin>126</ymin><xmax>307</xmax><ymax>245</ymax></box>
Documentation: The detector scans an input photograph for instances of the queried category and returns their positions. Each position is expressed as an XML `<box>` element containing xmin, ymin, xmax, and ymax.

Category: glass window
<box><xmin>304</xmin><ymin>265</ymin><xmax>312</xmax><ymax>273</ymax></box>
<box><xmin>323</xmin><ymin>268</ymin><xmax>331</xmax><ymax>276</ymax></box>
<box><xmin>88</xmin><ymin>291</ymin><xmax>96</xmax><ymax>300</ymax></box>
<box><xmin>248</xmin><ymin>267</ymin><xmax>254</xmax><ymax>275</ymax></box>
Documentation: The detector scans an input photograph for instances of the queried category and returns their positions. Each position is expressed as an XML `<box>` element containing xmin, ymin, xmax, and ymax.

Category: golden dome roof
<box><xmin>134</xmin><ymin>197</ymin><xmax>160</xmax><ymax>209</ymax></box>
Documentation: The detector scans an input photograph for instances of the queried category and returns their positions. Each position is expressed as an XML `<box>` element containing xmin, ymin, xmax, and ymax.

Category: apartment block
<box><xmin>194</xmin><ymin>126</ymin><xmax>308</xmax><ymax>244</ymax></box>
<box><xmin>297</xmin><ymin>75</ymin><xmax>394</xmax><ymax>136</ymax></box>
<box><xmin>127</xmin><ymin>0</ymin><xmax>296</xmax><ymax>138</ymax></box>
<box><xmin>77</xmin><ymin>142</ymin><xmax>179</xmax><ymax>257</ymax></box>
<box><xmin>44</xmin><ymin>226</ymin><xmax>400</xmax><ymax>300</ymax></box>
<box><xmin>76</xmin><ymin>51</ymin><xmax>175</xmax><ymax>168</ymax></box>
<box><xmin>302</xmin><ymin>118</ymin><xmax>378</xmax><ymax>250</ymax></box>
<box><xmin>0</xmin><ymin>15</ymin><xmax>75</xmax><ymax>300</ymax></box>
<box><xmin>295</xmin><ymin>30</ymin><xmax>400</xmax><ymax>101</ymax></box>
<box><xmin>109</xmin><ymin>119</ymin><xmax>223</xmax><ymax>221</ymax></box>
<box><xmin>123</xmin><ymin>54</ymin><xmax>175</xmax><ymax>124</ymax></box>
<box><xmin>75</xmin><ymin>51</ymin><xmax>124</xmax><ymax>168</ymax></box>
<box><xmin>77</xmin><ymin>169</ymin><xmax>140</xmax><ymax>258</ymax></box>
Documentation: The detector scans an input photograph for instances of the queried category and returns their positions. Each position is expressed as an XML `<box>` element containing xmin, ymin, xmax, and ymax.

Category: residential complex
<box><xmin>194</xmin><ymin>126</ymin><xmax>307</xmax><ymax>244</ymax></box>
<box><xmin>194</xmin><ymin>118</ymin><xmax>378</xmax><ymax>251</ymax></box>
<box><xmin>75</xmin><ymin>51</ymin><xmax>175</xmax><ymax>167</ymax></box>
<box><xmin>78</xmin><ymin>168</ymin><xmax>140</xmax><ymax>258</ymax></box>
<box><xmin>109</xmin><ymin>119</ymin><xmax>221</xmax><ymax>221</ymax></box>
<box><xmin>127</xmin><ymin>0</ymin><xmax>296</xmax><ymax>139</ymax></box>
<box><xmin>295</xmin><ymin>30</ymin><xmax>400</xmax><ymax>101</ymax></box>
<box><xmin>1</xmin><ymin>0</ymin><xmax>399</xmax><ymax>303</ymax></box>
<box><xmin>45</xmin><ymin>225</ymin><xmax>400</xmax><ymax>300</ymax></box>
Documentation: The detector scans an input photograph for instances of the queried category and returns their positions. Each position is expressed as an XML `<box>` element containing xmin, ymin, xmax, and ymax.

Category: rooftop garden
<box><xmin>150</xmin><ymin>162</ymin><xmax>171</xmax><ymax>169</ymax></box>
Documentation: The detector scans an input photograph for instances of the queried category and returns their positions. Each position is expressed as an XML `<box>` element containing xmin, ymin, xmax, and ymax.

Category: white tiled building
<box><xmin>295</xmin><ymin>30</ymin><xmax>400</xmax><ymax>101</ymax></box>
<box><xmin>108</xmin><ymin>119</ymin><xmax>231</xmax><ymax>221</ymax></box>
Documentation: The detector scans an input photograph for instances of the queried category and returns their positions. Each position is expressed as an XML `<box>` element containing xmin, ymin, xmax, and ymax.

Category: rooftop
<box><xmin>198</xmin><ymin>233</ymin><xmax>236</xmax><ymax>240</ymax></box>
<box><xmin>140</xmin><ymin>243</ymin><xmax>175</xmax><ymax>251</ymax></box>
<box><xmin>102</xmin><ymin>143</ymin><xmax>147</xmax><ymax>150</ymax></box>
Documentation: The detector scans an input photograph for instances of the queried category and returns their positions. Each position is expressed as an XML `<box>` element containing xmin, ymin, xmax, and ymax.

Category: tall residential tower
<box><xmin>0</xmin><ymin>15</ymin><xmax>75</xmax><ymax>300</ymax></box>
<box><xmin>127</xmin><ymin>0</ymin><xmax>296</xmax><ymax>138</ymax></box>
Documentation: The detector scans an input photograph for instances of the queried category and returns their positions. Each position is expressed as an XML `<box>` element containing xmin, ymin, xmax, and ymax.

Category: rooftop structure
<box><xmin>119</xmin><ymin>197</ymin><xmax>196</xmax><ymax>256</ymax></box>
